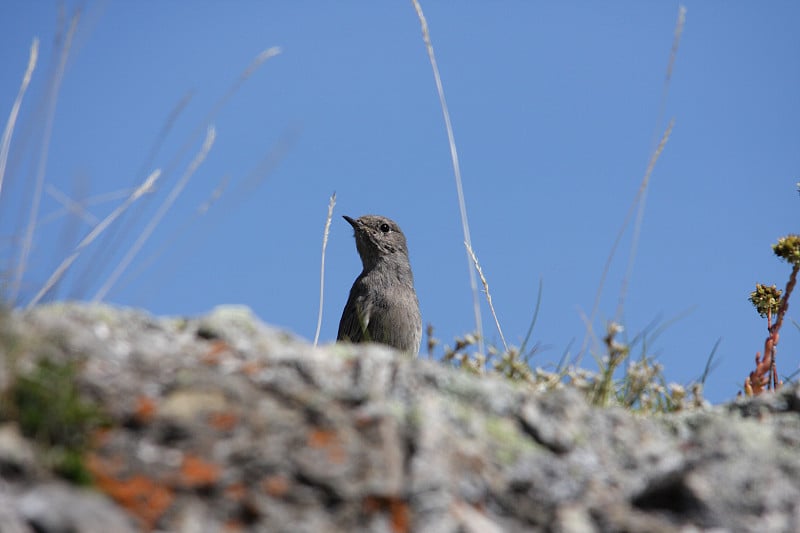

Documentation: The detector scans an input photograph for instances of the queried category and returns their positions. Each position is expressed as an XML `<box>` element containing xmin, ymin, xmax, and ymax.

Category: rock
<box><xmin>0</xmin><ymin>303</ymin><xmax>798</xmax><ymax>532</ymax></box>
<box><xmin>19</xmin><ymin>483</ymin><xmax>137</xmax><ymax>533</ymax></box>
<box><xmin>0</xmin><ymin>423</ymin><xmax>38</xmax><ymax>480</ymax></box>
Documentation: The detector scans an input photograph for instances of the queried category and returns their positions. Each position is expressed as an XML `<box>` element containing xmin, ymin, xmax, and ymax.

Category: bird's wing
<box><xmin>337</xmin><ymin>291</ymin><xmax>371</xmax><ymax>343</ymax></box>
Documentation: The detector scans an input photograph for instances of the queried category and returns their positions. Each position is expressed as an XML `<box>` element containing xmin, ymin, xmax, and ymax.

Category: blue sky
<box><xmin>1</xmin><ymin>2</ymin><xmax>798</xmax><ymax>404</ymax></box>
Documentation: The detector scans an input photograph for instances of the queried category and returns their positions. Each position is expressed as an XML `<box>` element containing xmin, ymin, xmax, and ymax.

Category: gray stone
<box><xmin>0</xmin><ymin>303</ymin><xmax>798</xmax><ymax>532</ymax></box>
<box><xmin>19</xmin><ymin>483</ymin><xmax>137</xmax><ymax>533</ymax></box>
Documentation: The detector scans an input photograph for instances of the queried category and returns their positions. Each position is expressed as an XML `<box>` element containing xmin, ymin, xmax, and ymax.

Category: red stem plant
<box><xmin>744</xmin><ymin>235</ymin><xmax>800</xmax><ymax>396</ymax></box>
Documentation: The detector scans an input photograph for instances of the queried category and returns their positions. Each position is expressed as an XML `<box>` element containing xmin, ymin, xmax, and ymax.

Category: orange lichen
<box><xmin>90</xmin><ymin>427</ymin><xmax>113</xmax><ymax>447</ymax></box>
<box><xmin>180</xmin><ymin>454</ymin><xmax>221</xmax><ymax>488</ymax></box>
<box><xmin>209</xmin><ymin>411</ymin><xmax>239</xmax><ymax>431</ymax></box>
<box><xmin>388</xmin><ymin>498</ymin><xmax>411</xmax><ymax>533</ymax></box>
<box><xmin>363</xmin><ymin>495</ymin><xmax>410</xmax><ymax>533</ymax></box>
<box><xmin>225</xmin><ymin>482</ymin><xmax>247</xmax><ymax>501</ymax></box>
<box><xmin>223</xmin><ymin>520</ymin><xmax>244</xmax><ymax>532</ymax></box>
<box><xmin>134</xmin><ymin>395</ymin><xmax>157</xmax><ymax>424</ymax></box>
<box><xmin>261</xmin><ymin>474</ymin><xmax>290</xmax><ymax>497</ymax></box>
<box><xmin>201</xmin><ymin>340</ymin><xmax>232</xmax><ymax>365</ymax></box>
<box><xmin>307</xmin><ymin>428</ymin><xmax>347</xmax><ymax>464</ymax></box>
<box><xmin>87</xmin><ymin>453</ymin><xmax>174</xmax><ymax>530</ymax></box>
<box><xmin>241</xmin><ymin>361</ymin><xmax>263</xmax><ymax>377</ymax></box>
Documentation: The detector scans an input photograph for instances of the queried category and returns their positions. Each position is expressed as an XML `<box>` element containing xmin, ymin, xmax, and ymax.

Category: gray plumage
<box><xmin>337</xmin><ymin>215</ymin><xmax>422</xmax><ymax>354</ymax></box>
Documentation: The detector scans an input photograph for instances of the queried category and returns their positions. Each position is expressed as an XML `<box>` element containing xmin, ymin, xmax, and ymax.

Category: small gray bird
<box><xmin>337</xmin><ymin>215</ymin><xmax>422</xmax><ymax>354</ymax></box>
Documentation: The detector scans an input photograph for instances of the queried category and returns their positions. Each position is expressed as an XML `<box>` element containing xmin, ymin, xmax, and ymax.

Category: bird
<box><xmin>337</xmin><ymin>214</ymin><xmax>422</xmax><ymax>354</ymax></box>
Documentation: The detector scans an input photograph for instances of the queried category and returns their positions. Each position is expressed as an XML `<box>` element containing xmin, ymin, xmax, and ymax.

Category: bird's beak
<box><xmin>343</xmin><ymin>215</ymin><xmax>358</xmax><ymax>229</ymax></box>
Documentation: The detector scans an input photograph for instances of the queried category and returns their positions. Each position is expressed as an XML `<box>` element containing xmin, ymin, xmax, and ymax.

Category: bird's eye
<box><xmin>379</xmin><ymin>223</ymin><xmax>390</xmax><ymax>233</ymax></box>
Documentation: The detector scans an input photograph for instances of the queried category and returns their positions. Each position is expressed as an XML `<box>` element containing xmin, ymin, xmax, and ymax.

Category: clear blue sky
<box><xmin>1</xmin><ymin>2</ymin><xmax>798</xmax><ymax>404</ymax></box>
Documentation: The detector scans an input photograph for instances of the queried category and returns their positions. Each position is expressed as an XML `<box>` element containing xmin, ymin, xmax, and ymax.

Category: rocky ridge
<box><xmin>0</xmin><ymin>303</ymin><xmax>798</xmax><ymax>532</ymax></box>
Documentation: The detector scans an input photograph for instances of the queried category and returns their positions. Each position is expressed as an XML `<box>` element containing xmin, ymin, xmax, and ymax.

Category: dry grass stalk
<box><xmin>11</xmin><ymin>14</ymin><xmax>79</xmax><ymax>304</ymax></box>
<box><xmin>93</xmin><ymin>127</ymin><xmax>216</xmax><ymax>302</ymax></box>
<box><xmin>0</xmin><ymin>38</ymin><xmax>39</xmax><ymax>200</ymax></box>
<box><xmin>28</xmin><ymin>170</ymin><xmax>161</xmax><ymax>309</ymax></box>
<box><xmin>465</xmin><ymin>243</ymin><xmax>508</xmax><ymax>353</ymax></box>
<box><xmin>411</xmin><ymin>0</ymin><xmax>484</xmax><ymax>356</ymax></box>
<box><xmin>75</xmin><ymin>49</ymin><xmax>281</xmax><ymax>296</ymax></box>
<box><xmin>314</xmin><ymin>192</ymin><xmax>337</xmax><ymax>346</ymax></box>
<box><xmin>579</xmin><ymin>7</ymin><xmax>686</xmax><ymax>363</ymax></box>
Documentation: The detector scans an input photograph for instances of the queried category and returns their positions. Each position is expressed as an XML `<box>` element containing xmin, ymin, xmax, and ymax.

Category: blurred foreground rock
<box><xmin>0</xmin><ymin>303</ymin><xmax>799</xmax><ymax>532</ymax></box>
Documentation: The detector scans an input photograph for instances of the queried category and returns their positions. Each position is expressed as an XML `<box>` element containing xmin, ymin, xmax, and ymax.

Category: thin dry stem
<box><xmin>520</xmin><ymin>277</ymin><xmax>543</xmax><ymax>356</ymax></box>
<box><xmin>411</xmin><ymin>0</ymin><xmax>484</xmax><ymax>355</ymax></box>
<box><xmin>11</xmin><ymin>15</ymin><xmax>79</xmax><ymax>304</ymax></box>
<box><xmin>39</xmin><ymin>188</ymin><xmax>132</xmax><ymax>227</ymax></box>
<box><xmin>577</xmin><ymin>307</ymin><xmax>602</xmax><ymax>368</ymax></box>
<box><xmin>200</xmin><ymin>47</ymin><xmax>281</xmax><ymax>140</ymax></box>
<box><xmin>665</xmin><ymin>7</ymin><xmax>687</xmax><ymax>85</ymax></box>
<box><xmin>226</xmin><ymin>125</ymin><xmax>299</xmax><ymax>209</ymax></box>
<box><xmin>196</xmin><ymin>175</ymin><xmax>230</xmax><ymax>216</ymax></box>
<box><xmin>616</xmin><ymin>119</ymin><xmax>674</xmax><ymax>316</ymax></box>
<box><xmin>73</xmin><ymin>91</ymin><xmax>194</xmax><ymax>294</ymax></box>
<box><xmin>112</xmin><ymin>175</ymin><xmax>232</xmax><ymax>295</ymax></box>
<box><xmin>117</xmin><ymin>126</ymin><xmax>296</xmax><ymax>301</ymax></box>
<box><xmin>27</xmin><ymin>170</ymin><xmax>161</xmax><ymax>309</ymax></box>
<box><xmin>314</xmin><ymin>192</ymin><xmax>337</xmax><ymax>347</ymax></box>
<box><xmin>160</xmin><ymin>48</ymin><xmax>279</xmax><ymax>183</ymax></box>
<box><xmin>579</xmin><ymin>7</ymin><xmax>685</xmax><ymax>363</ymax></box>
<box><xmin>93</xmin><ymin>126</ymin><xmax>216</xmax><ymax>302</ymax></box>
<box><xmin>0</xmin><ymin>38</ymin><xmax>39</xmax><ymax>200</ymax></box>
<box><xmin>75</xmin><ymin>49</ymin><xmax>280</xmax><ymax>297</ymax></box>
<box><xmin>44</xmin><ymin>185</ymin><xmax>100</xmax><ymax>226</ymax></box>
<box><xmin>466</xmin><ymin>242</ymin><xmax>508</xmax><ymax>353</ymax></box>
<box><xmin>618</xmin><ymin>6</ymin><xmax>685</xmax><ymax>319</ymax></box>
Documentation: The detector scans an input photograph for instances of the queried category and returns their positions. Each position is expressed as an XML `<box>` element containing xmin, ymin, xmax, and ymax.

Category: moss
<box><xmin>484</xmin><ymin>416</ymin><xmax>540</xmax><ymax>465</ymax></box>
<box><xmin>53</xmin><ymin>447</ymin><xmax>95</xmax><ymax>485</ymax></box>
<box><xmin>1</xmin><ymin>356</ymin><xmax>108</xmax><ymax>484</ymax></box>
